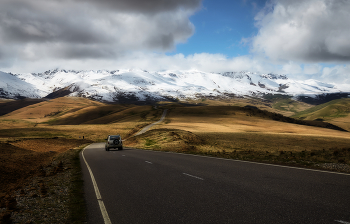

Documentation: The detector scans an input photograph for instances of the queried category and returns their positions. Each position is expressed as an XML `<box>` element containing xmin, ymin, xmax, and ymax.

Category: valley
<box><xmin>1</xmin><ymin>95</ymin><xmax>350</xmax><ymax>223</ymax></box>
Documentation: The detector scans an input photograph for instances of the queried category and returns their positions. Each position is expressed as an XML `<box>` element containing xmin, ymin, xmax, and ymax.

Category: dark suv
<box><xmin>105</xmin><ymin>135</ymin><xmax>123</xmax><ymax>151</ymax></box>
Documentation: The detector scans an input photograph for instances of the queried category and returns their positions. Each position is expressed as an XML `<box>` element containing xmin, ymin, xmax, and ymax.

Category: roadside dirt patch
<box><xmin>10</xmin><ymin>138</ymin><xmax>92</xmax><ymax>153</ymax></box>
<box><xmin>0</xmin><ymin>138</ymin><xmax>92</xmax><ymax>195</ymax></box>
<box><xmin>0</xmin><ymin>143</ymin><xmax>54</xmax><ymax>196</ymax></box>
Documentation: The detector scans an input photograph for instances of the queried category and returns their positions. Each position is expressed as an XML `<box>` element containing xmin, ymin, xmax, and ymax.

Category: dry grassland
<box><xmin>155</xmin><ymin>106</ymin><xmax>350</xmax><ymax>138</ymax></box>
<box><xmin>127</xmin><ymin>127</ymin><xmax>350</xmax><ymax>155</ymax></box>
<box><xmin>196</xmin><ymin>132</ymin><xmax>350</xmax><ymax>152</ymax></box>
<box><xmin>127</xmin><ymin>105</ymin><xmax>350</xmax><ymax>171</ymax></box>
<box><xmin>0</xmin><ymin>99</ymin><xmax>13</xmax><ymax>103</ymax></box>
<box><xmin>0</xmin><ymin>118</ymin><xmax>154</xmax><ymax>143</ymax></box>
<box><xmin>329</xmin><ymin>118</ymin><xmax>350</xmax><ymax>133</ymax></box>
<box><xmin>10</xmin><ymin>138</ymin><xmax>92</xmax><ymax>153</ymax></box>
<box><xmin>2</xmin><ymin>97</ymin><xmax>104</xmax><ymax>123</ymax></box>
<box><xmin>176</xmin><ymin>96</ymin><xmax>313</xmax><ymax>116</ymax></box>
<box><xmin>0</xmin><ymin>97</ymin><xmax>163</xmax><ymax>142</ymax></box>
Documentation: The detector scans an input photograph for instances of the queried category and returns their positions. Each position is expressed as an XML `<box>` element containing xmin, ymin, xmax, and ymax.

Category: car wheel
<box><xmin>118</xmin><ymin>147</ymin><xmax>123</xmax><ymax>150</ymax></box>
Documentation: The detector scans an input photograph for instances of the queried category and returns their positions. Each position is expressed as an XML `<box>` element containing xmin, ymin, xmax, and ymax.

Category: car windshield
<box><xmin>109</xmin><ymin>136</ymin><xmax>120</xmax><ymax>140</ymax></box>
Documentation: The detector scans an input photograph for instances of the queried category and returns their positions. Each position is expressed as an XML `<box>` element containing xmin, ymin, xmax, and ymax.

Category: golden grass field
<box><xmin>151</xmin><ymin>106</ymin><xmax>350</xmax><ymax>138</ymax></box>
<box><xmin>0</xmin><ymin>97</ymin><xmax>163</xmax><ymax>142</ymax></box>
<box><xmin>128</xmin><ymin>105</ymin><xmax>350</xmax><ymax>152</ymax></box>
<box><xmin>177</xmin><ymin>96</ymin><xmax>314</xmax><ymax>116</ymax></box>
<box><xmin>2</xmin><ymin>97</ymin><xmax>350</xmax><ymax>154</ymax></box>
<box><xmin>127</xmin><ymin>103</ymin><xmax>350</xmax><ymax>169</ymax></box>
<box><xmin>1</xmin><ymin>96</ymin><xmax>350</xmax><ymax>181</ymax></box>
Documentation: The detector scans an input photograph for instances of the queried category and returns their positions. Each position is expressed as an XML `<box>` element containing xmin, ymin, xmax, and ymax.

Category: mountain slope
<box><xmin>0</xmin><ymin>99</ymin><xmax>44</xmax><ymax>116</ymax></box>
<box><xmin>1</xmin><ymin>97</ymin><xmax>104</xmax><ymax>122</ymax></box>
<box><xmin>0</xmin><ymin>71</ymin><xmax>41</xmax><ymax>99</ymax></box>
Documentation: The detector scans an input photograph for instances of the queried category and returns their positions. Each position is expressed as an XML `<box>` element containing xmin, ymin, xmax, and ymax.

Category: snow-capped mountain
<box><xmin>1</xmin><ymin>69</ymin><xmax>349</xmax><ymax>102</ymax></box>
<box><xmin>0</xmin><ymin>71</ymin><xmax>41</xmax><ymax>99</ymax></box>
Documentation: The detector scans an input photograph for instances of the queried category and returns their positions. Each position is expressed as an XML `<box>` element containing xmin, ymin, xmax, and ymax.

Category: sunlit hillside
<box><xmin>0</xmin><ymin>97</ymin><xmax>162</xmax><ymax>141</ymax></box>
<box><xmin>292</xmin><ymin>98</ymin><xmax>350</xmax><ymax>131</ymax></box>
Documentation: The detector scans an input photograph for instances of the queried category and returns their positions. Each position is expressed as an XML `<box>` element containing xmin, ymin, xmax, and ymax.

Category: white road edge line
<box><xmin>82</xmin><ymin>146</ymin><xmax>112</xmax><ymax>224</ymax></box>
<box><xmin>145</xmin><ymin>161</ymin><xmax>153</xmax><ymax>164</ymax></box>
<box><xmin>136</xmin><ymin>149</ymin><xmax>350</xmax><ymax>176</ymax></box>
<box><xmin>335</xmin><ymin>220</ymin><xmax>350</xmax><ymax>224</ymax></box>
<box><xmin>183</xmin><ymin>173</ymin><xmax>204</xmax><ymax>180</ymax></box>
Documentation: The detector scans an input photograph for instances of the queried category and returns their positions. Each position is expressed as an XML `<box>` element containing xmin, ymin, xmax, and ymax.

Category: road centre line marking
<box><xmin>135</xmin><ymin>149</ymin><xmax>350</xmax><ymax>176</ymax></box>
<box><xmin>82</xmin><ymin>146</ymin><xmax>112</xmax><ymax>224</ymax></box>
<box><xmin>336</xmin><ymin>220</ymin><xmax>350</xmax><ymax>224</ymax></box>
<box><xmin>183</xmin><ymin>173</ymin><xmax>204</xmax><ymax>180</ymax></box>
<box><xmin>145</xmin><ymin>161</ymin><xmax>153</xmax><ymax>164</ymax></box>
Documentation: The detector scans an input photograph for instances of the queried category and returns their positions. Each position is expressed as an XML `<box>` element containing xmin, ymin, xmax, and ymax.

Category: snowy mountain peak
<box><xmin>260</xmin><ymin>73</ymin><xmax>288</xmax><ymax>80</ymax></box>
<box><xmin>1</xmin><ymin>69</ymin><xmax>348</xmax><ymax>102</ymax></box>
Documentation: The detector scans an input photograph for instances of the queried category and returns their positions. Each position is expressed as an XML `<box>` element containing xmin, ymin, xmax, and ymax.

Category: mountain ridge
<box><xmin>1</xmin><ymin>69</ymin><xmax>349</xmax><ymax>103</ymax></box>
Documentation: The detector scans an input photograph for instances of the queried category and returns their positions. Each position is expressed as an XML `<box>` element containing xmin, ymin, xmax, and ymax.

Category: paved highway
<box><xmin>80</xmin><ymin>144</ymin><xmax>350</xmax><ymax>224</ymax></box>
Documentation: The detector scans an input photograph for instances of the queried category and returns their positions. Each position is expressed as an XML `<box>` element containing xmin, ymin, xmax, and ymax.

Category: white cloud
<box><xmin>304</xmin><ymin>64</ymin><xmax>322</xmax><ymax>75</ymax></box>
<box><xmin>3</xmin><ymin>48</ymin><xmax>350</xmax><ymax>86</ymax></box>
<box><xmin>281</xmin><ymin>62</ymin><xmax>302</xmax><ymax>75</ymax></box>
<box><xmin>321</xmin><ymin>65</ymin><xmax>350</xmax><ymax>84</ymax></box>
<box><xmin>0</xmin><ymin>0</ymin><xmax>200</xmax><ymax>65</ymax></box>
<box><xmin>252</xmin><ymin>0</ymin><xmax>350</xmax><ymax>62</ymax></box>
<box><xmin>3</xmin><ymin>52</ymin><xmax>276</xmax><ymax>74</ymax></box>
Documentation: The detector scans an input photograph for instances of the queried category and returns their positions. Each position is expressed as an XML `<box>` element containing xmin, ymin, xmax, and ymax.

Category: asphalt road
<box><xmin>80</xmin><ymin>144</ymin><xmax>350</xmax><ymax>224</ymax></box>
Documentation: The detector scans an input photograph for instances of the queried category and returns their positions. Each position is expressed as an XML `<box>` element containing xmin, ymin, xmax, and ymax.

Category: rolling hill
<box><xmin>292</xmin><ymin>98</ymin><xmax>350</xmax><ymax>121</ymax></box>
<box><xmin>1</xmin><ymin>97</ymin><xmax>163</xmax><ymax>126</ymax></box>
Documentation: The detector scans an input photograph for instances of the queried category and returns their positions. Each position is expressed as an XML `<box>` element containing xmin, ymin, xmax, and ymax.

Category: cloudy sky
<box><xmin>0</xmin><ymin>0</ymin><xmax>349</xmax><ymax>83</ymax></box>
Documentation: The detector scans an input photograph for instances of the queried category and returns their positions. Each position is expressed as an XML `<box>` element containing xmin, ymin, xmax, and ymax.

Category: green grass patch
<box><xmin>145</xmin><ymin>138</ymin><xmax>156</xmax><ymax>147</ymax></box>
<box><xmin>272</xmin><ymin>99</ymin><xmax>299</xmax><ymax>113</ymax></box>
